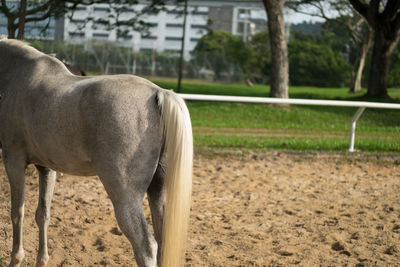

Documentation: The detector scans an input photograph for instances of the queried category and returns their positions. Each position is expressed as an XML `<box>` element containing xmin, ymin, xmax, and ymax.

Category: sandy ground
<box><xmin>1</xmin><ymin>151</ymin><xmax>400</xmax><ymax>266</ymax></box>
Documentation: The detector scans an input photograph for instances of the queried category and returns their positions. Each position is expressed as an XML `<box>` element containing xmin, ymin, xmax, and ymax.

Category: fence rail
<box><xmin>179</xmin><ymin>93</ymin><xmax>400</xmax><ymax>152</ymax></box>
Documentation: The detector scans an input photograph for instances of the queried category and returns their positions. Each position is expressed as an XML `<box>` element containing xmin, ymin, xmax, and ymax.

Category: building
<box><xmin>64</xmin><ymin>0</ymin><xmax>266</xmax><ymax>59</ymax></box>
<box><xmin>0</xmin><ymin>1</ymin><xmax>267</xmax><ymax>58</ymax></box>
<box><xmin>64</xmin><ymin>3</ymin><xmax>209</xmax><ymax>59</ymax></box>
<box><xmin>207</xmin><ymin>4</ymin><xmax>267</xmax><ymax>42</ymax></box>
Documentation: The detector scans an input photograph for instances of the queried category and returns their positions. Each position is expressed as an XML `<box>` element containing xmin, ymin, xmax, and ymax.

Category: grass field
<box><xmin>150</xmin><ymin>78</ymin><xmax>400</xmax><ymax>153</ymax></box>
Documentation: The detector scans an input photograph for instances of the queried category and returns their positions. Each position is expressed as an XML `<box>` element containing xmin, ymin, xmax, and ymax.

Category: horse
<box><xmin>0</xmin><ymin>37</ymin><xmax>193</xmax><ymax>267</ymax></box>
<box><xmin>63</xmin><ymin>61</ymin><xmax>87</xmax><ymax>76</ymax></box>
<box><xmin>48</xmin><ymin>54</ymin><xmax>87</xmax><ymax>76</ymax></box>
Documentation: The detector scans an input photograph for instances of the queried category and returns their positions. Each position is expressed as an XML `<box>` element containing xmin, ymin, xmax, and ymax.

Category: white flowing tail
<box><xmin>157</xmin><ymin>90</ymin><xmax>193</xmax><ymax>267</ymax></box>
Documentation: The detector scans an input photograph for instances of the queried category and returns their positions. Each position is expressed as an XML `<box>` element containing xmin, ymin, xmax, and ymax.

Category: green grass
<box><xmin>150</xmin><ymin>78</ymin><xmax>400</xmax><ymax>152</ymax></box>
<box><xmin>195</xmin><ymin>135</ymin><xmax>399</xmax><ymax>152</ymax></box>
<box><xmin>151</xmin><ymin>77</ymin><xmax>400</xmax><ymax>101</ymax></box>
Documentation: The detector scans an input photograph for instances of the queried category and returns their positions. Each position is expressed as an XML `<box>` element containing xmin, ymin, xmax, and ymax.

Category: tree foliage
<box><xmin>192</xmin><ymin>30</ymin><xmax>250</xmax><ymax>81</ymax></box>
<box><xmin>0</xmin><ymin>0</ymin><xmax>173</xmax><ymax>39</ymax></box>
<box><xmin>287</xmin><ymin>22</ymin><xmax>352</xmax><ymax>87</ymax></box>
<box><xmin>388</xmin><ymin>48</ymin><xmax>400</xmax><ymax>88</ymax></box>
<box><xmin>249</xmin><ymin>31</ymin><xmax>271</xmax><ymax>84</ymax></box>
<box><xmin>287</xmin><ymin>0</ymin><xmax>373</xmax><ymax>93</ymax></box>
<box><xmin>289</xmin><ymin>39</ymin><xmax>351</xmax><ymax>87</ymax></box>
<box><xmin>193</xmin><ymin>27</ymin><xmax>352</xmax><ymax>88</ymax></box>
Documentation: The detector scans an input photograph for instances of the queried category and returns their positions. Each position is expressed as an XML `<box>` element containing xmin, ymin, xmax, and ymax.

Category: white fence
<box><xmin>179</xmin><ymin>93</ymin><xmax>400</xmax><ymax>152</ymax></box>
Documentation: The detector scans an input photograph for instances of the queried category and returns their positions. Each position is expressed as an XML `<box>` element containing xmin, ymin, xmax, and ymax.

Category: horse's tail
<box><xmin>157</xmin><ymin>89</ymin><xmax>193</xmax><ymax>267</ymax></box>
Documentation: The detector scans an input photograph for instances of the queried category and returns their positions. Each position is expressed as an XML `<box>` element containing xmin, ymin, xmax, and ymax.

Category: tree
<box><xmin>0</xmin><ymin>0</ymin><xmax>70</xmax><ymax>39</ymax></box>
<box><xmin>388</xmin><ymin>47</ymin><xmax>400</xmax><ymax>88</ymax></box>
<box><xmin>388</xmin><ymin>59</ymin><xmax>400</xmax><ymax>87</ymax></box>
<box><xmin>0</xmin><ymin>0</ymin><xmax>169</xmax><ymax>40</ymax></box>
<box><xmin>289</xmin><ymin>39</ymin><xmax>351</xmax><ymax>87</ymax></box>
<box><xmin>262</xmin><ymin>0</ymin><xmax>289</xmax><ymax>98</ymax></box>
<box><xmin>249</xmin><ymin>31</ymin><xmax>271</xmax><ymax>84</ymax></box>
<box><xmin>16</xmin><ymin>0</ymin><xmax>27</xmax><ymax>39</ymax></box>
<box><xmin>192</xmin><ymin>30</ymin><xmax>249</xmax><ymax>82</ymax></box>
<box><xmin>287</xmin><ymin>0</ymin><xmax>374</xmax><ymax>93</ymax></box>
<box><xmin>349</xmin><ymin>0</ymin><xmax>400</xmax><ymax>97</ymax></box>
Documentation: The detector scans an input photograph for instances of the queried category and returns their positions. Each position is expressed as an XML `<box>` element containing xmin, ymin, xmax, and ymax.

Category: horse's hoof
<box><xmin>9</xmin><ymin>250</ymin><xmax>24</xmax><ymax>267</ymax></box>
<box><xmin>35</xmin><ymin>261</ymin><xmax>48</xmax><ymax>267</ymax></box>
<box><xmin>35</xmin><ymin>256</ymin><xmax>49</xmax><ymax>267</ymax></box>
<box><xmin>8</xmin><ymin>262</ymin><xmax>21</xmax><ymax>267</ymax></box>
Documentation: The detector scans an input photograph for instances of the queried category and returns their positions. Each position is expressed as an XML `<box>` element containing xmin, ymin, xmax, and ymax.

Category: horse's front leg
<box><xmin>34</xmin><ymin>166</ymin><xmax>56</xmax><ymax>267</ymax></box>
<box><xmin>3</xmin><ymin>150</ymin><xmax>27</xmax><ymax>267</ymax></box>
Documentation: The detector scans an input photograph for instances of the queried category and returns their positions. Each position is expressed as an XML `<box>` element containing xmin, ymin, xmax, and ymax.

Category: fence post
<box><xmin>348</xmin><ymin>107</ymin><xmax>366</xmax><ymax>152</ymax></box>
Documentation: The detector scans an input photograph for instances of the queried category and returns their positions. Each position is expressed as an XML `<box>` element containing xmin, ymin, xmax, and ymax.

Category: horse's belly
<box><xmin>53</xmin><ymin>164</ymin><xmax>96</xmax><ymax>176</ymax></box>
<box><xmin>30</xmin><ymin>156</ymin><xmax>96</xmax><ymax>176</ymax></box>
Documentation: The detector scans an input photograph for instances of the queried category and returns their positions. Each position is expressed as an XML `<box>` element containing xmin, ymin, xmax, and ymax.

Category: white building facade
<box><xmin>63</xmin><ymin>1</ymin><xmax>266</xmax><ymax>59</ymax></box>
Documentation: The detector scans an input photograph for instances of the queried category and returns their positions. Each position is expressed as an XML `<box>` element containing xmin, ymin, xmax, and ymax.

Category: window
<box><xmin>165</xmin><ymin>37</ymin><xmax>182</xmax><ymax>41</ymax></box>
<box><xmin>75</xmin><ymin>6</ymin><xmax>86</xmax><ymax>11</ymax></box>
<box><xmin>237</xmin><ymin>22</ymin><xmax>244</xmax><ymax>33</ymax></box>
<box><xmin>192</xmin><ymin>11</ymin><xmax>208</xmax><ymax>16</ymax></box>
<box><xmin>141</xmin><ymin>35</ymin><xmax>156</xmax><ymax>40</ymax></box>
<box><xmin>117</xmin><ymin>34</ymin><xmax>133</xmax><ymax>40</ymax></box>
<box><xmin>93</xmin><ymin>33</ymin><xmax>108</xmax><ymax>39</ymax></box>
<box><xmin>93</xmin><ymin>21</ymin><xmax>109</xmax><ymax>28</ymax></box>
<box><xmin>120</xmin><ymin>7</ymin><xmax>133</xmax><ymax>13</ymax></box>
<box><xmin>191</xmin><ymin>24</ymin><xmax>207</xmax><ymax>29</ymax></box>
<box><xmin>71</xmin><ymin>19</ymin><xmax>85</xmax><ymax>25</ymax></box>
<box><xmin>144</xmin><ymin>10</ymin><xmax>159</xmax><ymax>15</ymax></box>
<box><xmin>166</xmin><ymin>23</ymin><xmax>183</xmax><ymax>28</ymax></box>
<box><xmin>238</xmin><ymin>9</ymin><xmax>250</xmax><ymax>20</ymax></box>
<box><xmin>167</xmin><ymin>9</ymin><xmax>181</xmax><ymax>15</ymax></box>
<box><xmin>94</xmin><ymin>7</ymin><xmax>109</xmax><ymax>12</ymax></box>
<box><xmin>69</xmin><ymin>32</ymin><xmax>85</xmax><ymax>37</ymax></box>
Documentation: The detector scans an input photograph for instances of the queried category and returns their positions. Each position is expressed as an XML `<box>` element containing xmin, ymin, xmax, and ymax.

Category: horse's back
<box><xmin>15</xmin><ymin>74</ymin><xmax>163</xmax><ymax>176</ymax></box>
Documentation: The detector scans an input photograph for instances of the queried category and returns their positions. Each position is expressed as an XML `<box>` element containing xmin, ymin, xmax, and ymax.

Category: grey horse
<box><xmin>0</xmin><ymin>37</ymin><xmax>193</xmax><ymax>267</ymax></box>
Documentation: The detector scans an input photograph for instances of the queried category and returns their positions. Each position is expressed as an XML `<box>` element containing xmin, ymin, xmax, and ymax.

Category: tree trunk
<box><xmin>350</xmin><ymin>38</ymin><xmax>370</xmax><ymax>93</ymax></box>
<box><xmin>349</xmin><ymin>0</ymin><xmax>400</xmax><ymax>98</ymax></box>
<box><xmin>263</xmin><ymin>0</ymin><xmax>289</xmax><ymax>98</ymax></box>
<box><xmin>7</xmin><ymin>21</ymin><xmax>17</xmax><ymax>39</ymax></box>
<box><xmin>367</xmin><ymin>29</ymin><xmax>398</xmax><ymax>97</ymax></box>
<box><xmin>16</xmin><ymin>0</ymin><xmax>27</xmax><ymax>40</ymax></box>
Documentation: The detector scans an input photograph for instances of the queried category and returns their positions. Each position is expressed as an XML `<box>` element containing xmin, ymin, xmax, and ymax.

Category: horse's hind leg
<box><xmin>147</xmin><ymin>163</ymin><xmax>166</xmax><ymax>265</ymax></box>
<box><xmin>109</xmin><ymin>191</ymin><xmax>157</xmax><ymax>267</ymax></box>
<box><xmin>34</xmin><ymin>166</ymin><xmax>56</xmax><ymax>267</ymax></box>
<box><xmin>95</xmin><ymin>159</ymin><xmax>158</xmax><ymax>266</ymax></box>
<box><xmin>3</xmin><ymin>150</ymin><xmax>27</xmax><ymax>267</ymax></box>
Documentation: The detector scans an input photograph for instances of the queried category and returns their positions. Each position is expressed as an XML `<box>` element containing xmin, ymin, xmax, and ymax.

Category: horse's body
<box><xmin>0</xmin><ymin>38</ymin><xmax>193</xmax><ymax>267</ymax></box>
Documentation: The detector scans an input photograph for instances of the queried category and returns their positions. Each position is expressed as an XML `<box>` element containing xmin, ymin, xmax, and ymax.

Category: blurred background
<box><xmin>1</xmin><ymin>0</ymin><xmax>399</xmax><ymax>153</ymax></box>
<box><xmin>1</xmin><ymin>0</ymin><xmax>393</xmax><ymax>89</ymax></box>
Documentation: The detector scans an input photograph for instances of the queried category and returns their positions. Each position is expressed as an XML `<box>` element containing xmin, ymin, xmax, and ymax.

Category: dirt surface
<box><xmin>1</xmin><ymin>151</ymin><xmax>400</xmax><ymax>266</ymax></box>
